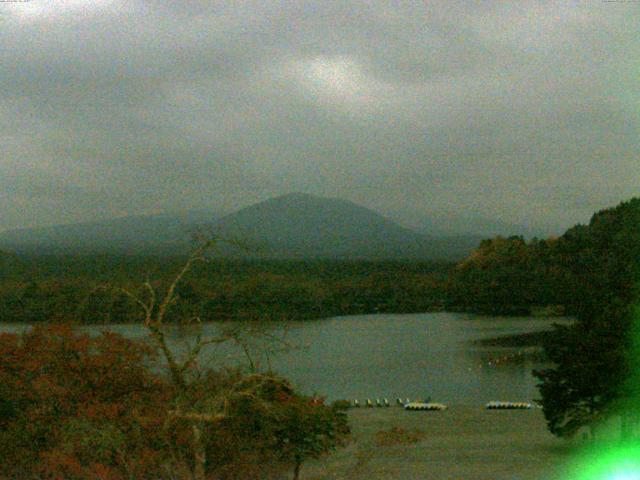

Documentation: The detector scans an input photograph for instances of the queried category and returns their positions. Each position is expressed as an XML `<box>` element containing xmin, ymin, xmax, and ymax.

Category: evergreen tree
<box><xmin>534</xmin><ymin>198</ymin><xmax>640</xmax><ymax>437</ymax></box>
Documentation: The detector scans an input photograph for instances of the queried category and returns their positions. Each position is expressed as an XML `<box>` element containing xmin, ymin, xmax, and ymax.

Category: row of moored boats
<box><xmin>349</xmin><ymin>398</ymin><xmax>532</xmax><ymax>410</ymax></box>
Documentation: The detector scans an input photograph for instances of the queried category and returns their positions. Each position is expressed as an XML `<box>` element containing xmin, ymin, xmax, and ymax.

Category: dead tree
<box><xmin>116</xmin><ymin>239</ymin><xmax>292</xmax><ymax>480</ymax></box>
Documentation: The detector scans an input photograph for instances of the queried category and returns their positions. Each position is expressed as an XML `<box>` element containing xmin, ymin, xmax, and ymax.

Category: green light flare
<box><xmin>630</xmin><ymin>305</ymin><xmax>640</xmax><ymax>397</ymax></box>
<box><xmin>561</xmin><ymin>206</ymin><xmax>640</xmax><ymax>480</ymax></box>
<box><xmin>562</xmin><ymin>307</ymin><xmax>640</xmax><ymax>480</ymax></box>
<box><xmin>564</xmin><ymin>442</ymin><xmax>640</xmax><ymax>480</ymax></box>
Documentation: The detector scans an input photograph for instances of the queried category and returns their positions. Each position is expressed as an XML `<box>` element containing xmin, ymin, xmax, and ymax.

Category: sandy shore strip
<box><xmin>303</xmin><ymin>405</ymin><xmax>581</xmax><ymax>480</ymax></box>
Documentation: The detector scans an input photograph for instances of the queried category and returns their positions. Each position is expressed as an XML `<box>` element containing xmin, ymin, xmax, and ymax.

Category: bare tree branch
<box><xmin>179</xmin><ymin>335</ymin><xmax>229</xmax><ymax>375</ymax></box>
<box><xmin>121</xmin><ymin>288</ymin><xmax>152</xmax><ymax>320</ymax></box>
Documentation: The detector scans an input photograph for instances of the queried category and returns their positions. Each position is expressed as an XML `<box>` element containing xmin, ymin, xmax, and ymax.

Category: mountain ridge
<box><xmin>0</xmin><ymin>193</ymin><xmax>482</xmax><ymax>259</ymax></box>
<box><xmin>0</xmin><ymin>210</ymin><xmax>222</xmax><ymax>255</ymax></box>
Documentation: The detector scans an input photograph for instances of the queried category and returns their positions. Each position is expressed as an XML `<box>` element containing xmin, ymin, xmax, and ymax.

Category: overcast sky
<box><xmin>1</xmin><ymin>0</ymin><xmax>638</xmax><ymax>233</ymax></box>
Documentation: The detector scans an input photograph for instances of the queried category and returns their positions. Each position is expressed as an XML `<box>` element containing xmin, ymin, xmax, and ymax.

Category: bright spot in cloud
<box><xmin>288</xmin><ymin>56</ymin><xmax>375</xmax><ymax>105</ymax></box>
<box><xmin>306</xmin><ymin>57</ymin><xmax>364</xmax><ymax>95</ymax></box>
<box><xmin>5</xmin><ymin>0</ymin><xmax>117</xmax><ymax>22</ymax></box>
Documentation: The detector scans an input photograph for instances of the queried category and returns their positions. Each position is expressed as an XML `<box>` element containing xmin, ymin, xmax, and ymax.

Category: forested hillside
<box><xmin>533</xmin><ymin>197</ymin><xmax>640</xmax><ymax>437</ymax></box>
<box><xmin>447</xmin><ymin>197</ymin><xmax>640</xmax><ymax>315</ymax></box>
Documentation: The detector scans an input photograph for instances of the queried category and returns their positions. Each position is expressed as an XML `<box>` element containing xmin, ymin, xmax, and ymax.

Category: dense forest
<box><xmin>449</xmin><ymin>197</ymin><xmax>639</xmax><ymax>317</ymax></box>
<box><xmin>0</xmin><ymin>256</ymin><xmax>452</xmax><ymax>324</ymax></box>
<box><xmin>0</xmin><ymin>197</ymin><xmax>638</xmax><ymax>324</ymax></box>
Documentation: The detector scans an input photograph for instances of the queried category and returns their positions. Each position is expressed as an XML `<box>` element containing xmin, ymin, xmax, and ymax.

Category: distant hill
<box><xmin>212</xmin><ymin>193</ymin><xmax>480</xmax><ymax>260</ymax></box>
<box><xmin>0</xmin><ymin>194</ymin><xmax>482</xmax><ymax>259</ymax></box>
<box><xmin>0</xmin><ymin>210</ymin><xmax>221</xmax><ymax>255</ymax></box>
<box><xmin>390</xmin><ymin>211</ymin><xmax>556</xmax><ymax>240</ymax></box>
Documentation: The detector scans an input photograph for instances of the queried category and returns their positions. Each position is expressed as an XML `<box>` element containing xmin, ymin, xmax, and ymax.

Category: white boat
<box><xmin>485</xmin><ymin>401</ymin><xmax>532</xmax><ymax>410</ymax></box>
<box><xmin>404</xmin><ymin>402</ymin><xmax>447</xmax><ymax>411</ymax></box>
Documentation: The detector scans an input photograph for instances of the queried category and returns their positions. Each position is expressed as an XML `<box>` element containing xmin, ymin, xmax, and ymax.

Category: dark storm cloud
<box><xmin>1</xmin><ymin>0</ymin><xmax>638</xmax><ymax>232</ymax></box>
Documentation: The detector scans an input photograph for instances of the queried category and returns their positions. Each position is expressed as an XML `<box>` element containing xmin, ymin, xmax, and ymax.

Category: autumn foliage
<box><xmin>0</xmin><ymin>324</ymin><xmax>349</xmax><ymax>479</ymax></box>
<box><xmin>0</xmin><ymin>323</ymin><xmax>170</xmax><ymax>479</ymax></box>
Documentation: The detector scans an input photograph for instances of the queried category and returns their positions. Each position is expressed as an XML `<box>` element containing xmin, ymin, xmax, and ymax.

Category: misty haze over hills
<box><xmin>0</xmin><ymin>210</ymin><xmax>222</xmax><ymax>255</ymax></box>
<box><xmin>0</xmin><ymin>193</ymin><xmax>550</xmax><ymax>259</ymax></box>
<box><xmin>393</xmin><ymin>212</ymin><xmax>557</xmax><ymax>240</ymax></box>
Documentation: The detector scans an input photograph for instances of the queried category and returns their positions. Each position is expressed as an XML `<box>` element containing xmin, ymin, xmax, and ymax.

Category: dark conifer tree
<box><xmin>534</xmin><ymin>198</ymin><xmax>640</xmax><ymax>437</ymax></box>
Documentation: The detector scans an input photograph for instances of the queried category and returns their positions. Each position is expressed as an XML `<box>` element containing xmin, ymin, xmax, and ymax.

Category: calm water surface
<box><xmin>0</xmin><ymin>313</ymin><xmax>571</xmax><ymax>404</ymax></box>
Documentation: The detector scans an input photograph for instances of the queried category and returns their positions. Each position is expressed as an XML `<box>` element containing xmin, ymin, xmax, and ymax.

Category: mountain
<box><xmin>212</xmin><ymin>193</ymin><xmax>480</xmax><ymax>260</ymax></box>
<box><xmin>0</xmin><ymin>194</ymin><xmax>482</xmax><ymax>259</ymax></box>
<box><xmin>0</xmin><ymin>210</ymin><xmax>221</xmax><ymax>255</ymax></box>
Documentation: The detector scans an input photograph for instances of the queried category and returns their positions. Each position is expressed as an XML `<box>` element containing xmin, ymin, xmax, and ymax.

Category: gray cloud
<box><xmin>0</xmin><ymin>0</ymin><xmax>638</xmax><ymax>232</ymax></box>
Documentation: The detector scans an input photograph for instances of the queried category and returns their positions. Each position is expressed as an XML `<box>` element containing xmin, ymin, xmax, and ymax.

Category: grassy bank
<box><xmin>304</xmin><ymin>406</ymin><xmax>578</xmax><ymax>480</ymax></box>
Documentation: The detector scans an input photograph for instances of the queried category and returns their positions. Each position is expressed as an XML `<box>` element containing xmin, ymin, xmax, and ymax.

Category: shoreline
<box><xmin>472</xmin><ymin>330</ymin><xmax>554</xmax><ymax>347</ymax></box>
<box><xmin>0</xmin><ymin>310</ymin><xmax>571</xmax><ymax>326</ymax></box>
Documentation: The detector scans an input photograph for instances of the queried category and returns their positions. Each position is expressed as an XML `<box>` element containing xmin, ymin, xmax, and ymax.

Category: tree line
<box><xmin>0</xmin><ymin>257</ymin><xmax>453</xmax><ymax>324</ymax></box>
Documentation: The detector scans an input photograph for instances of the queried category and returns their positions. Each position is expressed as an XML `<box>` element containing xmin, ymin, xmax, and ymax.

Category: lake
<box><xmin>0</xmin><ymin>312</ymin><xmax>571</xmax><ymax>404</ymax></box>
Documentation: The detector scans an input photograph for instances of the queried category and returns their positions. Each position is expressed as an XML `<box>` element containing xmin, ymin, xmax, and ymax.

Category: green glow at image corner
<box><xmin>567</xmin><ymin>306</ymin><xmax>640</xmax><ymax>480</ymax></box>
<box><xmin>567</xmin><ymin>442</ymin><xmax>640</xmax><ymax>480</ymax></box>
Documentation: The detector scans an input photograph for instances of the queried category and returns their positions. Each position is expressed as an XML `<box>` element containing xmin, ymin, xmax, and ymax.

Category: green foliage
<box><xmin>450</xmin><ymin>236</ymin><xmax>537</xmax><ymax>314</ymax></box>
<box><xmin>160</xmin><ymin>370</ymin><xmax>350</xmax><ymax>479</ymax></box>
<box><xmin>447</xmin><ymin>234</ymin><xmax>579</xmax><ymax>315</ymax></box>
<box><xmin>442</xmin><ymin>197</ymin><xmax>640</xmax><ymax>436</ymax></box>
<box><xmin>533</xmin><ymin>198</ymin><xmax>640</xmax><ymax>437</ymax></box>
<box><xmin>446</xmin><ymin>198</ymin><xmax>640</xmax><ymax>316</ymax></box>
<box><xmin>0</xmin><ymin>257</ymin><xmax>453</xmax><ymax>324</ymax></box>
<box><xmin>272</xmin><ymin>395</ymin><xmax>350</xmax><ymax>478</ymax></box>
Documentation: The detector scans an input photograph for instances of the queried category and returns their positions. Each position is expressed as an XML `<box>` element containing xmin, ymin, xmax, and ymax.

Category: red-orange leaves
<box><xmin>38</xmin><ymin>449</ymin><xmax>86</xmax><ymax>480</ymax></box>
<box><xmin>0</xmin><ymin>324</ymin><xmax>168</xmax><ymax>479</ymax></box>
